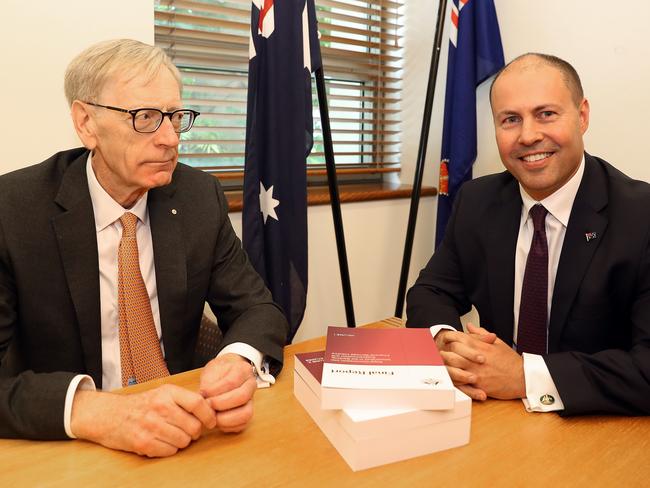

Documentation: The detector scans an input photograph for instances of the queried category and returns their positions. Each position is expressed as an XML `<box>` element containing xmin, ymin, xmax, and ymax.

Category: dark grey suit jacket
<box><xmin>0</xmin><ymin>148</ymin><xmax>289</xmax><ymax>439</ymax></box>
<box><xmin>407</xmin><ymin>153</ymin><xmax>650</xmax><ymax>416</ymax></box>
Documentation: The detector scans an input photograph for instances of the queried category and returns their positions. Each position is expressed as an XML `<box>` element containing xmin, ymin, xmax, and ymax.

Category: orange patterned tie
<box><xmin>118</xmin><ymin>212</ymin><xmax>170</xmax><ymax>386</ymax></box>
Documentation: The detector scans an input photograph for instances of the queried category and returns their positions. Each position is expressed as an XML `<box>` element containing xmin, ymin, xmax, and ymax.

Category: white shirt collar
<box><xmin>519</xmin><ymin>155</ymin><xmax>585</xmax><ymax>227</ymax></box>
<box><xmin>85</xmin><ymin>154</ymin><xmax>149</xmax><ymax>232</ymax></box>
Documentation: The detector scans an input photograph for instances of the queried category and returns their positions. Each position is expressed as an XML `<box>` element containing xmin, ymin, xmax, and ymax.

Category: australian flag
<box><xmin>435</xmin><ymin>0</ymin><xmax>504</xmax><ymax>247</ymax></box>
<box><xmin>243</xmin><ymin>0</ymin><xmax>321</xmax><ymax>342</ymax></box>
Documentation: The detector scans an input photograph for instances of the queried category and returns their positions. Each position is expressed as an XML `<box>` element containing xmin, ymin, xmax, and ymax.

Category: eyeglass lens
<box><xmin>133</xmin><ymin>109</ymin><xmax>194</xmax><ymax>133</ymax></box>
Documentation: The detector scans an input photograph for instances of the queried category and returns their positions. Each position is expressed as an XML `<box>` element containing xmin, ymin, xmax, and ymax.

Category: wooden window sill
<box><xmin>223</xmin><ymin>183</ymin><xmax>438</xmax><ymax>213</ymax></box>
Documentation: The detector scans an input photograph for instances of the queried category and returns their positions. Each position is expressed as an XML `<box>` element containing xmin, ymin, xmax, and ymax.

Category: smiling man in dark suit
<box><xmin>0</xmin><ymin>39</ymin><xmax>288</xmax><ymax>455</ymax></box>
<box><xmin>407</xmin><ymin>53</ymin><xmax>650</xmax><ymax>416</ymax></box>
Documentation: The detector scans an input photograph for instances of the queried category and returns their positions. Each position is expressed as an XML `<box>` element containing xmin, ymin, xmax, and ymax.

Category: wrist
<box><xmin>70</xmin><ymin>390</ymin><xmax>114</xmax><ymax>441</ymax></box>
<box><xmin>517</xmin><ymin>358</ymin><xmax>526</xmax><ymax>398</ymax></box>
<box><xmin>215</xmin><ymin>352</ymin><xmax>249</xmax><ymax>365</ymax></box>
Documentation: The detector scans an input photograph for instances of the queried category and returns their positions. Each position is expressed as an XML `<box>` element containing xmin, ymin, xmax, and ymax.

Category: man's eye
<box><xmin>135</xmin><ymin>110</ymin><xmax>158</xmax><ymax>121</ymax></box>
<box><xmin>502</xmin><ymin>116</ymin><xmax>519</xmax><ymax>125</ymax></box>
<box><xmin>539</xmin><ymin>111</ymin><xmax>555</xmax><ymax>118</ymax></box>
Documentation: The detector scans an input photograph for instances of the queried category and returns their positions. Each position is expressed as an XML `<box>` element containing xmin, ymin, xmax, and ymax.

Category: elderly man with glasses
<box><xmin>0</xmin><ymin>39</ymin><xmax>288</xmax><ymax>457</ymax></box>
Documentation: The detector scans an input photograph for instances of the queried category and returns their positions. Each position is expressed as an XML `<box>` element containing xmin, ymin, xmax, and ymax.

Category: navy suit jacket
<box><xmin>0</xmin><ymin>148</ymin><xmax>289</xmax><ymax>439</ymax></box>
<box><xmin>407</xmin><ymin>153</ymin><xmax>650</xmax><ymax>416</ymax></box>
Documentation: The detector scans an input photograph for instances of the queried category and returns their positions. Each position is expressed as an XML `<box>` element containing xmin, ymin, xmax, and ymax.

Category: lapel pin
<box><xmin>585</xmin><ymin>232</ymin><xmax>597</xmax><ymax>242</ymax></box>
<box><xmin>171</xmin><ymin>208</ymin><xmax>178</xmax><ymax>215</ymax></box>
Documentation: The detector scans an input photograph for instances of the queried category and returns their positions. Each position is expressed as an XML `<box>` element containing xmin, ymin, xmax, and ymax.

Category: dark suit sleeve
<box><xmin>545</xmin><ymin>237</ymin><xmax>650</xmax><ymax>416</ymax></box>
<box><xmin>406</xmin><ymin>186</ymin><xmax>472</xmax><ymax>330</ymax></box>
<box><xmin>205</xmin><ymin>178</ymin><xmax>289</xmax><ymax>374</ymax></box>
<box><xmin>0</xmin><ymin>220</ymin><xmax>73</xmax><ymax>439</ymax></box>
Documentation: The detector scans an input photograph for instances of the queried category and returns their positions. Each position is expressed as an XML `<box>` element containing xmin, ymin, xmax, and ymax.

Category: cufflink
<box><xmin>540</xmin><ymin>394</ymin><xmax>555</xmax><ymax>405</ymax></box>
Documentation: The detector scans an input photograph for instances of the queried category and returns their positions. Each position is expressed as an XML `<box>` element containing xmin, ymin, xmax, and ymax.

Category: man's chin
<box><xmin>145</xmin><ymin>169</ymin><xmax>175</xmax><ymax>189</ymax></box>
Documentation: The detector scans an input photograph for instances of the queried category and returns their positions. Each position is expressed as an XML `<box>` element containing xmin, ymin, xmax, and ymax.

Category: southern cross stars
<box><xmin>259</xmin><ymin>182</ymin><xmax>279</xmax><ymax>224</ymax></box>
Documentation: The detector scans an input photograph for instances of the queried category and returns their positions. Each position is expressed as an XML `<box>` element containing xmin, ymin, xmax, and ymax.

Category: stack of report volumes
<box><xmin>293</xmin><ymin>327</ymin><xmax>471</xmax><ymax>471</ymax></box>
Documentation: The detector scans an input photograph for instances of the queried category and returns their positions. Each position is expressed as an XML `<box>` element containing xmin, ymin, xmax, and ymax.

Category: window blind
<box><xmin>154</xmin><ymin>0</ymin><xmax>403</xmax><ymax>187</ymax></box>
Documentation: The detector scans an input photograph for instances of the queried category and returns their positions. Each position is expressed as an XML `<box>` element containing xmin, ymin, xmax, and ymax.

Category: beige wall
<box><xmin>1</xmin><ymin>0</ymin><xmax>154</xmax><ymax>171</ymax></box>
<box><xmin>3</xmin><ymin>1</ymin><xmax>649</xmax><ymax>341</ymax></box>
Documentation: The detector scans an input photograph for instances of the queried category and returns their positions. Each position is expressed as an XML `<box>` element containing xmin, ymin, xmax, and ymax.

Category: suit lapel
<box><xmin>485</xmin><ymin>179</ymin><xmax>522</xmax><ymax>344</ymax></box>
<box><xmin>148</xmin><ymin>181</ymin><xmax>187</xmax><ymax>371</ymax></box>
<box><xmin>52</xmin><ymin>151</ymin><xmax>103</xmax><ymax>386</ymax></box>
<box><xmin>549</xmin><ymin>155</ymin><xmax>608</xmax><ymax>352</ymax></box>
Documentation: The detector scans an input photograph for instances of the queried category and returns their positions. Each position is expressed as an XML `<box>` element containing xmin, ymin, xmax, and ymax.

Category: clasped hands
<box><xmin>436</xmin><ymin>323</ymin><xmax>526</xmax><ymax>402</ymax></box>
<box><xmin>71</xmin><ymin>353</ymin><xmax>257</xmax><ymax>457</ymax></box>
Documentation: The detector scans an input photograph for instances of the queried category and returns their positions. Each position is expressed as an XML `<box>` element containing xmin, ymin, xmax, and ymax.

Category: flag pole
<box><xmin>314</xmin><ymin>66</ymin><xmax>356</xmax><ymax>328</ymax></box>
<box><xmin>394</xmin><ymin>0</ymin><xmax>448</xmax><ymax>318</ymax></box>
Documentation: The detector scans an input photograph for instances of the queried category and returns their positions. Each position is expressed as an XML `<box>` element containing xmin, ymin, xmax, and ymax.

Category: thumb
<box><xmin>466</xmin><ymin>323</ymin><xmax>497</xmax><ymax>343</ymax></box>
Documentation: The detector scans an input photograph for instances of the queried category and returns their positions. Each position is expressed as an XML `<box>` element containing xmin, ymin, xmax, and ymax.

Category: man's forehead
<box><xmin>105</xmin><ymin>66</ymin><xmax>176</xmax><ymax>89</ymax></box>
<box><xmin>496</xmin><ymin>59</ymin><xmax>562</xmax><ymax>87</ymax></box>
<box><xmin>492</xmin><ymin>61</ymin><xmax>569</xmax><ymax>108</ymax></box>
<box><xmin>101</xmin><ymin>67</ymin><xmax>181</xmax><ymax>104</ymax></box>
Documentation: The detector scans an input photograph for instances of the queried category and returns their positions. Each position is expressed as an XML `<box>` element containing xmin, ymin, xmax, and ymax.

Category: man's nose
<box><xmin>518</xmin><ymin>118</ymin><xmax>543</xmax><ymax>146</ymax></box>
<box><xmin>155</xmin><ymin>115</ymin><xmax>180</xmax><ymax>146</ymax></box>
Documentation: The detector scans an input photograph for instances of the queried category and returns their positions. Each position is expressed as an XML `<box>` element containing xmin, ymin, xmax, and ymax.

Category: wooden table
<box><xmin>2</xmin><ymin>318</ymin><xmax>648</xmax><ymax>487</ymax></box>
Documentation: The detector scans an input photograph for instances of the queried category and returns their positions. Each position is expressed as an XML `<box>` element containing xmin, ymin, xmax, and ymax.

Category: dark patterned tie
<box><xmin>517</xmin><ymin>204</ymin><xmax>549</xmax><ymax>355</ymax></box>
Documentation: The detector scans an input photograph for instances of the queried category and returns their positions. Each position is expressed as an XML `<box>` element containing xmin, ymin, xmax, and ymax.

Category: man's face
<box><xmin>87</xmin><ymin>67</ymin><xmax>181</xmax><ymax>206</ymax></box>
<box><xmin>491</xmin><ymin>61</ymin><xmax>589</xmax><ymax>201</ymax></box>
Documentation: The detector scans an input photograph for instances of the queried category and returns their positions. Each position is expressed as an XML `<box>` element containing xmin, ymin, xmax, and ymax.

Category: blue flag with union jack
<box><xmin>243</xmin><ymin>0</ymin><xmax>321</xmax><ymax>341</ymax></box>
<box><xmin>435</xmin><ymin>0</ymin><xmax>504</xmax><ymax>247</ymax></box>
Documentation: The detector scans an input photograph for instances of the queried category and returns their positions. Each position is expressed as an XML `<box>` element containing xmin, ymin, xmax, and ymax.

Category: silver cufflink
<box><xmin>540</xmin><ymin>394</ymin><xmax>555</xmax><ymax>405</ymax></box>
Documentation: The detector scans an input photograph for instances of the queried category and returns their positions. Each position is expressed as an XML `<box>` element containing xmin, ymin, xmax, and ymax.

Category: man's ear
<box><xmin>578</xmin><ymin>98</ymin><xmax>590</xmax><ymax>134</ymax></box>
<box><xmin>70</xmin><ymin>100</ymin><xmax>98</xmax><ymax>150</ymax></box>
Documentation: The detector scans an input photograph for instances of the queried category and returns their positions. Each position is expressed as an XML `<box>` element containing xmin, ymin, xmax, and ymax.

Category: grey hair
<box><xmin>64</xmin><ymin>39</ymin><xmax>182</xmax><ymax>106</ymax></box>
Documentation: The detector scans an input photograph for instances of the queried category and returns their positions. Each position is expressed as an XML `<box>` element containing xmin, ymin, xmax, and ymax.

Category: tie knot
<box><xmin>529</xmin><ymin>204</ymin><xmax>547</xmax><ymax>232</ymax></box>
<box><xmin>119</xmin><ymin>212</ymin><xmax>138</xmax><ymax>237</ymax></box>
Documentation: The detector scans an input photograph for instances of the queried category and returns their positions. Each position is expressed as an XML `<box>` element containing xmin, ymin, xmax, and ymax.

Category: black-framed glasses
<box><xmin>84</xmin><ymin>101</ymin><xmax>200</xmax><ymax>133</ymax></box>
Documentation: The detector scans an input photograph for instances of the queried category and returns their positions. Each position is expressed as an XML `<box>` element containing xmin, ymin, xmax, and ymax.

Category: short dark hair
<box><xmin>489</xmin><ymin>53</ymin><xmax>584</xmax><ymax>106</ymax></box>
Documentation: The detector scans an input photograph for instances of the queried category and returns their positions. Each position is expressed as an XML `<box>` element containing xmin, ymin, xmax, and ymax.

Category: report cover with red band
<box><xmin>319</xmin><ymin>327</ymin><xmax>455</xmax><ymax>410</ymax></box>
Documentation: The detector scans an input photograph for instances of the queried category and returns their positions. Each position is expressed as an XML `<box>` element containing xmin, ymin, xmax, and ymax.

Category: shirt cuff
<box><xmin>521</xmin><ymin>353</ymin><xmax>565</xmax><ymax>412</ymax></box>
<box><xmin>428</xmin><ymin>324</ymin><xmax>457</xmax><ymax>339</ymax></box>
<box><xmin>218</xmin><ymin>342</ymin><xmax>275</xmax><ymax>388</ymax></box>
<box><xmin>64</xmin><ymin>374</ymin><xmax>96</xmax><ymax>438</ymax></box>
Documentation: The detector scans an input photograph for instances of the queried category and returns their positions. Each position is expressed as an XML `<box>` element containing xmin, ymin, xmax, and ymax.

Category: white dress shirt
<box><xmin>431</xmin><ymin>156</ymin><xmax>586</xmax><ymax>413</ymax></box>
<box><xmin>515</xmin><ymin>156</ymin><xmax>584</xmax><ymax>412</ymax></box>
<box><xmin>63</xmin><ymin>155</ymin><xmax>273</xmax><ymax>437</ymax></box>
<box><xmin>89</xmin><ymin>159</ymin><xmax>159</xmax><ymax>391</ymax></box>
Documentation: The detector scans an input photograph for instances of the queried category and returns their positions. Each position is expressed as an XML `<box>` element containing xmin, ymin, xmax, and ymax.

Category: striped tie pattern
<box><xmin>517</xmin><ymin>204</ymin><xmax>549</xmax><ymax>355</ymax></box>
<box><xmin>118</xmin><ymin>212</ymin><xmax>169</xmax><ymax>386</ymax></box>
